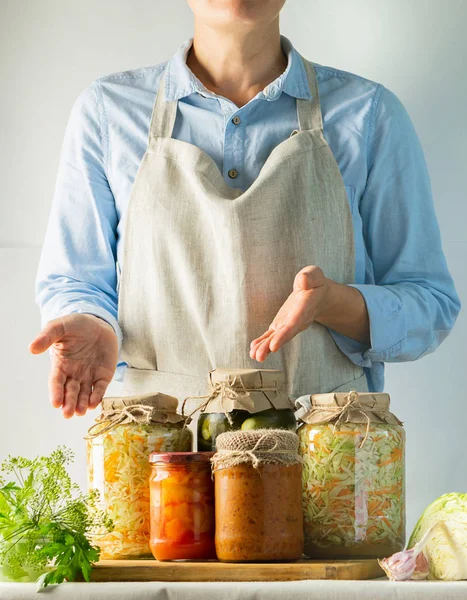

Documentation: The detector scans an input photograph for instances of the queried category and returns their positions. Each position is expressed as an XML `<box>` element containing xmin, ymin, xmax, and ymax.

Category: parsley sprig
<box><xmin>0</xmin><ymin>447</ymin><xmax>112</xmax><ymax>589</ymax></box>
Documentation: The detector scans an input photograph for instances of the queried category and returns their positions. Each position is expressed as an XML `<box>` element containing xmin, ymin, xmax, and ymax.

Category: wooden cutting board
<box><xmin>90</xmin><ymin>559</ymin><xmax>384</xmax><ymax>582</ymax></box>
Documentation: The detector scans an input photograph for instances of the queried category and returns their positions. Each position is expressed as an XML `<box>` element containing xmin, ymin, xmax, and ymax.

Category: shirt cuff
<box><xmin>329</xmin><ymin>284</ymin><xmax>407</xmax><ymax>367</ymax></box>
<box><xmin>41</xmin><ymin>302</ymin><xmax>123</xmax><ymax>355</ymax></box>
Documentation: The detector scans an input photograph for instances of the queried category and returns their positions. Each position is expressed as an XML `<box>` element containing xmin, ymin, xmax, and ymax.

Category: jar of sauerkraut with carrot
<box><xmin>86</xmin><ymin>393</ymin><xmax>192</xmax><ymax>559</ymax></box>
<box><xmin>296</xmin><ymin>391</ymin><xmax>405</xmax><ymax>560</ymax></box>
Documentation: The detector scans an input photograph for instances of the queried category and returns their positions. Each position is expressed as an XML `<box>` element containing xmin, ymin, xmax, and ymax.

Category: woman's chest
<box><xmin>108</xmin><ymin>92</ymin><xmax>371</xmax><ymax>283</ymax></box>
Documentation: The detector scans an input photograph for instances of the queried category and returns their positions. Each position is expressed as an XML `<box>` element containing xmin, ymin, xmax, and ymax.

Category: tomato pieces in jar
<box><xmin>149</xmin><ymin>452</ymin><xmax>216</xmax><ymax>560</ymax></box>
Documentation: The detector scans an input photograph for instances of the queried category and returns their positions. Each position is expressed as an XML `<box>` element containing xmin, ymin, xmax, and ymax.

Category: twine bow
<box><xmin>331</xmin><ymin>390</ymin><xmax>372</xmax><ymax>448</ymax></box>
<box><xmin>181</xmin><ymin>376</ymin><xmax>279</xmax><ymax>423</ymax></box>
<box><xmin>212</xmin><ymin>431</ymin><xmax>302</xmax><ymax>471</ymax></box>
<box><xmin>85</xmin><ymin>404</ymin><xmax>154</xmax><ymax>439</ymax></box>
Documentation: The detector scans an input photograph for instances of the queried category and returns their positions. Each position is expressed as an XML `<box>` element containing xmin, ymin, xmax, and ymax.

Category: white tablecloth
<box><xmin>1</xmin><ymin>580</ymin><xmax>467</xmax><ymax>599</ymax></box>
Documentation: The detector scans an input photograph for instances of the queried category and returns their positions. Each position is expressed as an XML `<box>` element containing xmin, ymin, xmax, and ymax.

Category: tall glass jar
<box><xmin>149</xmin><ymin>452</ymin><xmax>216</xmax><ymax>560</ymax></box>
<box><xmin>213</xmin><ymin>429</ymin><xmax>304</xmax><ymax>561</ymax></box>
<box><xmin>86</xmin><ymin>393</ymin><xmax>192</xmax><ymax>559</ymax></box>
<box><xmin>191</xmin><ymin>369</ymin><xmax>296</xmax><ymax>452</ymax></box>
<box><xmin>296</xmin><ymin>391</ymin><xmax>405</xmax><ymax>559</ymax></box>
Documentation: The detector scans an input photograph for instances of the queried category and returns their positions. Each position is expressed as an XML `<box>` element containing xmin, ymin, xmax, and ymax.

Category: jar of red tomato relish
<box><xmin>149</xmin><ymin>452</ymin><xmax>216</xmax><ymax>560</ymax></box>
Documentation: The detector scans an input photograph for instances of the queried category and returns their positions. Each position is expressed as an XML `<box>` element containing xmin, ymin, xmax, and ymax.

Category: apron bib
<box><xmin>117</xmin><ymin>56</ymin><xmax>368</xmax><ymax>401</ymax></box>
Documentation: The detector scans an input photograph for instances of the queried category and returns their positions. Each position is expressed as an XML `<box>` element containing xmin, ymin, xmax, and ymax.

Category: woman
<box><xmin>30</xmin><ymin>0</ymin><xmax>460</xmax><ymax>418</ymax></box>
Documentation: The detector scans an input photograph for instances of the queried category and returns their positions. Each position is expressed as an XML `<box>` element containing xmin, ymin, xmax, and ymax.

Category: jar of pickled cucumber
<box><xmin>192</xmin><ymin>369</ymin><xmax>296</xmax><ymax>452</ymax></box>
<box><xmin>86</xmin><ymin>393</ymin><xmax>192</xmax><ymax>559</ymax></box>
<box><xmin>296</xmin><ymin>391</ymin><xmax>405</xmax><ymax>560</ymax></box>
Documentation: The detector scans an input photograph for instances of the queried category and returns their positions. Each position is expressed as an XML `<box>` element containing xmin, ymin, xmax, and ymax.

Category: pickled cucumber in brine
<box><xmin>197</xmin><ymin>408</ymin><xmax>296</xmax><ymax>451</ymax></box>
<box><xmin>197</xmin><ymin>412</ymin><xmax>238</xmax><ymax>451</ymax></box>
<box><xmin>240</xmin><ymin>408</ymin><xmax>297</xmax><ymax>432</ymax></box>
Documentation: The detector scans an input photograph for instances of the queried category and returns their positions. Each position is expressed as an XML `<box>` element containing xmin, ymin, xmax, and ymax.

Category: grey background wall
<box><xmin>1</xmin><ymin>0</ymin><xmax>466</xmax><ymax>536</ymax></box>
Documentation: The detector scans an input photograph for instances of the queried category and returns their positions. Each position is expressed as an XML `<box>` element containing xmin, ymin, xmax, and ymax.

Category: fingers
<box><xmin>48</xmin><ymin>368</ymin><xmax>66</xmax><ymax>409</ymax></box>
<box><xmin>29</xmin><ymin>319</ymin><xmax>65</xmax><ymax>354</ymax></box>
<box><xmin>249</xmin><ymin>329</ymin><xmax>274</xmax><ymax>357</ymax></box>
<box><xmin>250</xmin><ymin>266</ymin><xmax>325</xmax><ymax>362</ymax></box>
<box><xmin>254</xmin><ymin>335</ymin><xmax>274</xmax><ymax>362</ymax></box>
<box><xmin>251</xmin><ymin>315</ymin><xmax>301</xmax><ymax>360</ymax></box>
<box><xmin>51</xmin><ymin>376</ymin><xmax>107</xmax><ymax>417</ymax></box>
<box><xmin>250</xmin><ymin>330</ymin><xmax>275</xmax><ymax>362</ymax></box>
<box><xmin>293</xmin><ymin>266</ymin><xmax>324</xmax><ymax>292</ymax></box>
<box><xmin>251</xmin><ymin>329</ymin><xmax>273</xmax><ymax>346</ymax></box>
<box><xmin>89</xmin><ymin>379</ymin><xmax>109</xmax><ymax>410</ymax></box>
<box><xmin>62</xmin><ymin>379</ymin><xmax>80</xmax><ymax>419</ymax></box>
<box><xmin>76</xmin><ymin>382</ymin><xmax>92</xmax><ymax>416</ymax></box>
<box><xmin>269</xmin><ymin>326</ymin><xmax>295</xmax><ymax>353</ymax></box>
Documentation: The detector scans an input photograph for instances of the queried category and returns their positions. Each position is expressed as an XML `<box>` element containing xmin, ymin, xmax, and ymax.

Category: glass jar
<box><xmin>86</xmin><ymin>393</ymin><xmax>192</xmax><ymax>559</ymax></box>
<box><xmin>195</xmin><ymin>369</ymin><xmax>296</xmax><ymax>452</ymax></box>
<box><xmin>296</xmin><ymin>391</ymin><xmax>405</xmax><ymax>559</ymax></box>
<box><xmin>149</xmin><ymin>452</ymin><xmax>216</xmax><ymax>561</ymax></box>
<box><xmin>198</xmin><ymin>408</ymin><xmax>296</xmax><ymax>451</ymax></box>
<box><xmin>213</xmin><ymin>429</ymin><xmax>304</xmax><ymax>561</ymax></box>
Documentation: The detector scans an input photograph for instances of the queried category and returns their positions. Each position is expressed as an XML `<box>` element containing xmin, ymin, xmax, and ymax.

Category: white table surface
<box><xmin>2</xmin><ymin>579</ymin><xmax>467</xmax><ymax>599</ymax></box>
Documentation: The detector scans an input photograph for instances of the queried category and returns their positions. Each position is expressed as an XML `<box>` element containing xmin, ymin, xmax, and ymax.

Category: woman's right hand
<box><xmin>29</xmin><ymin>314</ymin><xmax>118</xmax><ymax>418</ymax></box>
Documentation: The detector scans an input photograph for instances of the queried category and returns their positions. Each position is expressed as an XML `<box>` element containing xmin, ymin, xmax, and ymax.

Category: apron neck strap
<box><xmin>148</xmin><ymin>72</ymin><xmax>178</xmax><ymax>140</ymax></box>
<box><xmin>296</xmin><ymin>57</ymin><xmax>323</xmax><ymax>132</ymax></box>
<box><xmin>149</xmin><ymin>56</ymin><xmax>322</xmax><ymax>140</ymax></box>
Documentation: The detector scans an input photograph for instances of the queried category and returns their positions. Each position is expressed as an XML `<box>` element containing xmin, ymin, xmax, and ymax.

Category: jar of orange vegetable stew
<box><xmin>86</xmin><ymin>393</ymin><xmax>192</xmax><ymax>559</ymax></box>
<box><xmin>296</xmin><ymin>391</ymin><xmax>405</xmax><ymax>559</ymax></box>
<box><xmin>149</xmin><ymin>452</ymin><xmax>216</xmax><ymax>560</ymax></box>
<box><xmin>213</xmin><ymin>429</ymin><xmax>304</xmax><ymax>561</ymax></box>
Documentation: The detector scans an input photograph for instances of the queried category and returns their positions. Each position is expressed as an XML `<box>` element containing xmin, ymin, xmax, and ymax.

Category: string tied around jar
<box><xmin>211</xmin><ymin>429</ymin><xmax>302</xmax><ymax>472</ymax></box>
<box><xmin>332</xmin><ymin>390</ymin><xmax>372</xmax><ymax>448</ymax></box>
<box><xmin>182</xmin><ymin>376</ymin><xmax>279</xmax><ymax>424</ymax></box>
<box><xmin>85</xmin><ymin>403</ymin><xmax>154</xmax><ymax>439</ymax></box>
<box><xmin>214</xmin><ymin>433</ymin><xmax>282</xmax><ymax>469</ymax></box>
<box><xmin>85</xmin><ymin>393</ymin><xmax>186</xmax><ymax>439</ymax></box>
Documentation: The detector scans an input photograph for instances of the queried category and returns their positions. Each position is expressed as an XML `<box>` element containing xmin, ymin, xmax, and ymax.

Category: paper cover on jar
<box><xmin>196</xmin><ymin>368</ymin><xmax>294</xmax><ymax>415</ymax></box>
<box><xmin>295</xmin><ymin>391</ymin><xmax>403</xmax><ymax>426</ymax></box>
<box><xmin>86</xmin><ymin>392</ymin><xmax>188</xmax><ymax>439</ymax></box>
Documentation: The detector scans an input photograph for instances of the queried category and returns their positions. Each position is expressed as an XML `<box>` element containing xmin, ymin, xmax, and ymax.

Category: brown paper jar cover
<box><xmin>203</xmin><ymin>368</ymin><xmax>294</xmax><ymax>415</ymax></box>
<box><xmin>295</xmin><ymin>391</ymin><xmax>403</xmax><ymax>426</ymax></box>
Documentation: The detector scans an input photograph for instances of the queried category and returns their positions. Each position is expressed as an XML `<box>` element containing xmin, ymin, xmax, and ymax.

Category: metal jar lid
<box><xmin>149</xmin><ymin>451</ymin><xmax>215</xmax><ymax>464</ymax></box>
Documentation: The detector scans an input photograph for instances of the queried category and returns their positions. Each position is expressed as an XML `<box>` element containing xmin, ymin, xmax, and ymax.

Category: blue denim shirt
<box><xmin>36</xmin><ymin>36</ymin><xmax>460</xmax><ymax>391</ymax></box>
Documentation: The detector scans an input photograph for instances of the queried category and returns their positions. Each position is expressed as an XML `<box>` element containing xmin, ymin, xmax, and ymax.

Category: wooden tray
<box><xmin>90</xmin><ymin>559</ymin><xmax>383</xmax><ymax>582</ymax></box>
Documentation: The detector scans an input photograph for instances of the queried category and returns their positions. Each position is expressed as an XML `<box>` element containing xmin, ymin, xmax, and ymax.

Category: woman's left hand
<box><xmin>250</xmin><ymin>266</ymin><xmax>333</xmax><ymax>363</ymax></box>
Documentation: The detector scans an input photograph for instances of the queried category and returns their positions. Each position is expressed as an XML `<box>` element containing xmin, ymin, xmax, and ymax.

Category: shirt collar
<box><xmin>163</xmin><ymin>35</ymin><xmax>312</xmax><ymax>102</ymax></box>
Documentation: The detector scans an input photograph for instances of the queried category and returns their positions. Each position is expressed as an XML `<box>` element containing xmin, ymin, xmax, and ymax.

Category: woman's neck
<box><xmin>186</xmin><ymin>19</ymin><xmax>287</xmax><ymax>107</ymax></box>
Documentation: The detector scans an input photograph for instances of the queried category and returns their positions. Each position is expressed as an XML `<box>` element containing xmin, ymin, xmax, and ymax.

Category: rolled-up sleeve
<box><xmin>35</xmin><ymin>82</ymin><xmax>123</xmax><ymax>350</ymax></box>
<box><xmin>331</xmin><ymin>85</ymin><xmax>460</xmax><ymax>367</ymax></box>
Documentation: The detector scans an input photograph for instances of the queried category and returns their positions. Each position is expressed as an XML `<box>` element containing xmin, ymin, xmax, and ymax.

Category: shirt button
<box><xmin>228</xmin><ymin>169</ymin><xmax>239</xmax><ymax>179</ymax></box>
<box><xmin>232</xmin><ymin>115</ymin><xmax>241</xmax><ymax>125</ymax></box>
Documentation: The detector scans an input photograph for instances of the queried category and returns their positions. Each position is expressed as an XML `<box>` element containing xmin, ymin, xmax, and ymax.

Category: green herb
<box><xmin>0</xmin><ymin>447</ymin><xmax>112</xmax><ymax>589</ymax></box>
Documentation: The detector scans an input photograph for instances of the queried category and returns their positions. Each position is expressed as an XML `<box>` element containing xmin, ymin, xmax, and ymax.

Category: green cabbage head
<box><xmin>409</xmin><ymin>493</ymin><xmax>467</xmax><ymax>580</ymax></box>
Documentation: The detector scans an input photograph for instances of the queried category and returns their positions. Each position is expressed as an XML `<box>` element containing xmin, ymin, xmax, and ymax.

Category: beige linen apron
<box><xmin>118</xmin><ymin>56</ymin><xmax>369</xmax><ymax>402</ymax></box>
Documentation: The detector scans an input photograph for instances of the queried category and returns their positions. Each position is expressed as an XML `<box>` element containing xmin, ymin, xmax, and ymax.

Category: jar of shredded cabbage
<box><xmin>86</xmin><ymin>393</ymin><xmax>192</xmax><ymax>559</ymax></box>
<box><xmin>296</xmin><ymin>391</ymin><xmax>405</xmax><ymax>559</ymax></box>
